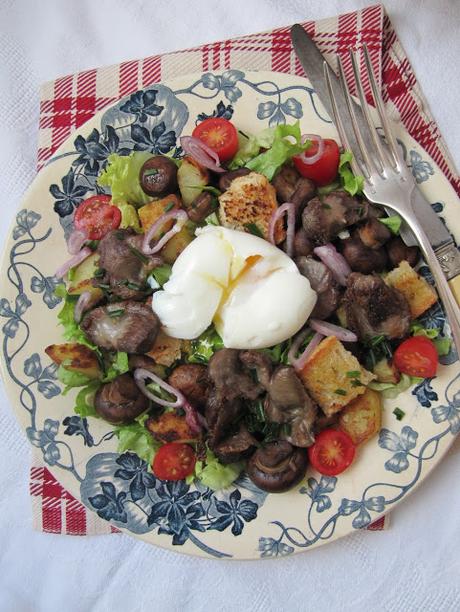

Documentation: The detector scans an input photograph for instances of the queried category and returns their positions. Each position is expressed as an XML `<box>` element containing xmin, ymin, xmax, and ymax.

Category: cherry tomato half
<box><xmin>192</xmin><ymin>118</ymin><xmax>239</xmax><ymax>162</ymax></box>
<box><xmin>74</xmin><ymin>195</ymin><xmax>121</xmax><ymax>240</ymax></box>
<box><xmin>293</xmin><ymin>138</ymin><xmax>340</xmax><ymax>186</ymax></box>
<box><xmin>308</xmin><ymin>429</ymin><xmax>356</xmax><ymax>476</ymax></box>
<box><xmin>394</xmin><ymin>336</ymin><xmax>438</xmax><ymax>378</ymax></box>
<box><xmin>152</xmin><ymin>443</ymin><xmax>197</xmax><ymax>481</ymax></box>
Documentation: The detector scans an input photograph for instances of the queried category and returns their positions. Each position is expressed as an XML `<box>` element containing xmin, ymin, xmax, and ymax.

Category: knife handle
<box><xmin>448</xmin><ymin>275</ymin><xmax>460</xmax><ymax>308</ymax></box>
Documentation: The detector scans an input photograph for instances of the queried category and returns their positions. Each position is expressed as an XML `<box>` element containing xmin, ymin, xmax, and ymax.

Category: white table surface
<box><xmin>0</xmin><ymin>1</ymin><xmax>459</xmax><ymax>611</ymax></box>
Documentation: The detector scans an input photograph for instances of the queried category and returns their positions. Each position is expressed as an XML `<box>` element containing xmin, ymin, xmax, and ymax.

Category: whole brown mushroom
<box><xmin>341</xmin><ymin>234</ymin><xmax>388</xmax><ymax>274</ymax></box>
<box><xmin>386</xmin><ymin>236</ymin><xmax>420</xmax><ymax>268</ymax></box>
<box><xmin>247</xmin><ymin>441</ymin><xmax>308</xmax><ymax>493</ymax></box>
<box><xmin>167</xmin><ymin>364</ymin><xmax>209</xmax><ymax>408</ymax></box>
<box><xmin>95</xmin><ymin>373</ymin><xmax>149</xmax><ymax>424</ymax></box>
<box><xmin>139</xmin><ymin>156</ymin><xmax>178</xmax><ymax>197</ymax></box>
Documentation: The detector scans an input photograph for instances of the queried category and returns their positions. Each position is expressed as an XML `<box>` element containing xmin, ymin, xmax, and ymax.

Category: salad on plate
<box><xmin>46</xmin><ymin>116</ymin><xmax>448</xmax><ymax>493</ymax></box>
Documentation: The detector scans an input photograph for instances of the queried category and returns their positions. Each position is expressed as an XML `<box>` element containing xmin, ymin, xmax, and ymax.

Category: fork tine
<box><xmin>323</xmin><ymin>61</ymin><xmax>366</xmax><ymax>179</ymax></box>
<box><xmin>337</xmin><ymin>54</ymin><xmax>378</xmax><ymax>178</ymax></box>
<box><xmin>348</xmin><ymin>49</ymin><xmax>385</xmax><ymax>174</ymax></box>
<box><xmin>362</xmin><ymin>45</ymin><xmax>402</xmax><ymax>170</ymax></box>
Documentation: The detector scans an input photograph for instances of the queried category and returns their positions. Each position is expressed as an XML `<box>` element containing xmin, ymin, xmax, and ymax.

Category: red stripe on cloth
<box><xmin>65</xmin><ymin>495</ymin><xmax>87</xmax><ymax>535</ymax></box>
<box><xmin>224</xmin><ymin>39</ymin><xmax>231</xmax><ymax>69</ymax></box>
<box><xmin>212</xmin><ymin>42</ymin><xmax>221</xmax><ymax>70</ymax></box>
<box><xmin>202</xmin><ymin>44</ymin><xmax>210</xmax><ymax>71</ymax></box>
<box><xmin>119</xmin><ymin>60</ymin><xmax>139</xmax><ymax>97</ymax></box>
<box><xmin>292</xmin><ymin>21</ymin><xmax>315</xmax><ymax>76</ymax></box>
<box><xmin>271</xmin><ymin>29</ymin><xmax>291</xmax><ymax>73</ymax></box>
<box><xmin>75</xmin><ymin>69</ymin><xmax>97</xmax><ymax>128</ymax></box>
<box><xmin>337</xmin><ymin>11</ymin><xmax>358</xmax><ymax>96</ymax></box>
<box><xmin>41</xmin><ymin>468</ymin><xmax>64</xmax><ymax>533</ymax></box>
<box><xmin>142</xmin><ymin>55</ymin><xmax>162</xmax><ymax>87</ymax></box>
<box><xmin>367</xmin><ymin>516</ymin><xmax>386</xmax><ymax>531</ymax></box>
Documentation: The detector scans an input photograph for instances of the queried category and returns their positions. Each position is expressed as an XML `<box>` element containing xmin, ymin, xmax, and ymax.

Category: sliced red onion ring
<box><xmin>180</xmin><ymin>136</ymin><xmax>225</xmax><ymax>173</ymax></box>
<box><xmin>288</xmin><ymin>329</ymin><xmax>324</xmax><ymax>372</ymax></box>
<box><xmin>268</xmin><ymin>202</ymin><xmax>295</xmax><ymax>257</ymax></box>
<box><xmin>296</xmin><ymin>134</ymin><xmax>325</xmax><ymax>165</ymax></box>
<box><xmin>142</xmin><ymin>209</ymin><xmax>188</xmax><ymax>255</ymax></box>
<box><xmin>67</xmin><ymin>229</ymin><xmax>88</xmax><ymax>255</ymax></box>
<box><xmin>310</xmin><ymin>318</ymin><xmax>357</xmax><ymax>342</ymax></box>
<box><xmin>134</xmin><ymin>368</ymin><xmax>202</xmax><ymax>434</ymax></box>
<box><xmin>74</xmin><ymin>291</ymin><xmax>93</xmax><ymax>324</ymax></box>
<box><xmin>314</xmin><ymin>243</ymin><xmax>352</xmax><ymax>286</ymax></box>
<box><xmin>55</xmin><ymin>246</ymin><xmax>92</xmax><ymax>279</ymax></box>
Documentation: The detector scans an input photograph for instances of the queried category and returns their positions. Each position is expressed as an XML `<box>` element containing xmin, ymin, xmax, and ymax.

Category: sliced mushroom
<box><xmin>81</xmin><ymin>301</ymin><xmax>160</xmax><ymax>353</ymax></box>
<box><xmin>291</xmin><ymin>177</ymin><xmax>316</xmax><ymax>218</ymax></box>
<box><xmin>386</xmin><ymin>236</ymin><xmax>420</xmax><ymax>268</ymax></box>
<box><xmin>167</xmin><ymin>364</ymin><xmax>209</xmax><ymax>408</ymax></box>
<box><xmin>187</xmin><ymin>192</ymin><xmax>216</xmax><ymax>223</ymax></box>
<box><xmin>272</xmin><ymin>164</ymin><xmax>300</xmax><ymax>202</ymax></box>
<box><xmin>341</xmin><ymin>234</ymin><xmax>388</xmax><ymax>274</ymax></box>
<box><xmin>239</xmin><ymin>350</ymin><xmax>273</xmax><ymax>388</ymax></box>
<box><xmin>357</xmin><ymin>217</ymin><xmax>391</xmax><ymax>250</ymax></box>
<box><xmin>213</xmin><ymin>423</ymin><xmax>257</xmax><ymax>464</ymax></box>
<box><xmin>295</xmin><ymin>256</ymin><xmax>341</xmax><ymax>320</ymax></box>
<box><xmin>293</xmin><ymin>228</ymin><xmax>314</xmax><ymax>257</ymax></box>
<box><xmin>247</xmin><ymin>441</ymin><xmax>308</xmax><ymax>493</ymax></box>
<box><xmin>218</xmin><ymin>167</ymin><xmax>251</xmax><ymax>191</ymax></box>
<box><xmin>139</xmin><ymin>156</ymin><xmax>178</xmax><ymax>197</ymax></box>
<box><xmin>94</xmin><ymin>373</ymin><xmax>149</xmax><ymax>424</ymax></box>
<box><xmin>208</xmin><ymin>349</ymin><xmax>264</xmax><ymax>402</ymax></box>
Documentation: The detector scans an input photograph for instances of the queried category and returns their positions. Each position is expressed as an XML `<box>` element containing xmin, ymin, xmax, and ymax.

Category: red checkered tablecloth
<box><xmin>30</xmin><ymin>3</ymin><xmax>458</xmax><ymax>536</ymax></box>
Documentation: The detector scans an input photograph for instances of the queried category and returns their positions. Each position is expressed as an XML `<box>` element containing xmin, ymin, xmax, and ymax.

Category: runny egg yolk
<box><xmin>151</xmin><ymin>226</ymin><xmax>317</xmax><ymax>349</ymax></box>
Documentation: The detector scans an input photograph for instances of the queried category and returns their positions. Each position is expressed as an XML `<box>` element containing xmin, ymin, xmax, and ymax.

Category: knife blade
<box><xmin>290</xmin><ymin>23</ymin><xmax>460</xmax><ymax>281</ymax></box>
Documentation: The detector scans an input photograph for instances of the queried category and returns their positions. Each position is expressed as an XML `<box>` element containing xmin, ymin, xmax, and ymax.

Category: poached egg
<box><xmin>152</xmin><ymin>226</ymin><xmax>317</xmax><ymax>349</ymax></box>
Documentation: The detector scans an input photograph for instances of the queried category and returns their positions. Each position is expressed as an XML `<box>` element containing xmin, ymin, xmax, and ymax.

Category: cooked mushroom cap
<box><xmin>386</xmin><ymin>236</ymin><xmax>420</xmax><ymax>268</ymax></box>
<box><xmin>95</xmin><ymin>373</ymin><xmax>149</xmax><ymax>424</ymax></box>
<box><xmin>187</xmin><ymin>192</ymin><xmax>216</xmax><ymax>224</ymax></box>
<box><xmin>139</xmin><ymin>156</ymin><xmax>178</xmax><ymax>197</ymax></box>
<box><xmin>247</xmin><ymin>441</ymin><xmax>308</xmax><ymax>493</ymax></box>
<box><xmin>167</xmin><ymin>364</ymin><xmax>209</xmax><ymax>408</ymax></box>
<box><xmin>341</xmin><ymin>235</ymin><xmax>388</xmax><ymax>274</ymax></box>
<box><xmin>81</xmin><ymin>301</ymin><xmax>160</xmax><ymax>353</ymax></box>
<box><xmin>295</xmin><ymin>256</ymin><xmax>341</xmax><ymax>320</ymax></box>
<box><xmin>218</xmin><ymin>167</ymin><xmax>251</xmax><ymax>192</ymax></box>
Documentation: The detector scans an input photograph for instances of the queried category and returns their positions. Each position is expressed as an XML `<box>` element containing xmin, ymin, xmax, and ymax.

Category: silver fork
<box><xmin>324</xmin><ymin>45</ymin><xmax>460</xmax><ymax>355</ymax></box>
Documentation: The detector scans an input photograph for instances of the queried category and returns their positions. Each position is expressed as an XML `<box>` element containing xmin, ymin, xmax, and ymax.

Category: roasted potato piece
<box><xmin>138</xmin><ymin>193</ymin><xmax>181</xmax><ymax>231</ymax></box>
<box><xmin>177</xmin><ymin>157</ymin><xmax>210</xmax><ymax>207</ymax></box>
<box><xmin>145</xmin><ymin>330</ymin><xmax>182</xmax><ymax>367</ymax></box>
<box><xmin>160</xmin><ymin>222</ymin><xmax>195</xmax><ymax>264</ymax></box>
<box><xmin>145</xmin><ymin>412</ymin><xmax>198</xmax><ymax>443</ymax></box>
<box><xmin>45</xmin><ymin>342</ymin><xmax>101</xmax><ymax>379</ymax></box>
<box><xmin>338</xmin><ymin>388</ymin><xmax>382</xmax><ymax>445</ymax></box>
<box><xmin>67</xmin><ymin>252</ymin><xmax>101</xmax><ymax>296</ymax></box>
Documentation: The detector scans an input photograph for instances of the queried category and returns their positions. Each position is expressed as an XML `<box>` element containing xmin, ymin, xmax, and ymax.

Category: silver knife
<box><xmin>290</xmin><ymin>24</ymin><xmax>460</xmax><ymax>289</ymax></box>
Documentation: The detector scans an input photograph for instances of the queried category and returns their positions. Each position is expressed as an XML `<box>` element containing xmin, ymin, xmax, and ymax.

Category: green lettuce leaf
<box><xmin>118</xmin><ymin>203</ymin><xmax>141</xmax><ymax>231</ymax></box>
<box><xmin>57</xmin><ymin>365</ymin><xmax>93</xmax><ymax>395</ymax></box>
<box><xmin>410</xmin><ymin>322</ymin><xmax>440</xmax><ymax>339</ymax></box>
<box><xmin>148</xmin><ymin>264</ymin><xmax>172</xmax><ymax>288</ymax></box>
<box><xmin>115</xmin><ymin>414</ymin><xmax>159</xmax><ymax>465</ymax></box>
<box><xmin>379</xmin><ymin>214</ymin><xmax>402</xmax><ymax>235</ymax></box>
<box><xmin>102</xmin><ymin>352</ymin><xmax>130</xmax><ymax>382</ymax></box>
<box><xmin>187</xmin><ymin>325</ymin><xmax>224</xmax><ymax>364</ymax></box>
<box><xmin>338</xmin><ymin>151</ymin><xmax>365</xmax><ymax>196</ymax></box>
<box><xmin>368</xmin><ymin>373</ymin><xmax>423</xmax><ymax>399</ymax></box>
<box><xmin>245</xmin><ymin>122</ymin><xmax>309</xmax><ymax>180</ymax></box>
<box><xmin>97</xmin><ymin>152</ymin><xmax>152</xmax><ymax>207</ymax></box>
<box><xmin>55</xmin><ymin>285</ymin><xmax>99</xmax><ymax>350</ymax></box>
<box><xmin>434</xmin><ymin>337</ymin><xmax>452</xmax><ymax>356</ymax></box>
<box><xmin>74</xmin><ymin>381</ymin><xmax>101</xmax><ymax>417</ymax></box>
<box><xmin>190</xmin><ymin>449</ymin><xmax>243</xmax><ymax>490</ymax></box>
<box><xmin>204</xmin><ymin>212</ymin><xmax>220</xmax><ymax>226</ymax></box>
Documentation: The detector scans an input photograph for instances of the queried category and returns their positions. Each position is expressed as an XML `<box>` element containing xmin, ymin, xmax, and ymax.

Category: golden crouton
<box><xmin>385</xmin><ymin>260</ymin><xmax>437</xmax><ymax>318</ymax></box>
<box><xmin>146</xmin><ymin>329</ymin><xmax>182</xmax><ymax>367</ymax></box>
<box><xmin>298</xmin><ymin>336</ymin><xmax>375</xmax><ymax>417</ymax></box>
<box><xmin>138</xmin><ymin>194</ymin><xmax>181</xmax><ymax>231</ymax></box>
<box><xmin>145</xmin><ymin>412</ymin><xmax>198</xmax><ymax>443</ymax></box>
<box><xmin>219</xmin><ymin>172</ymin><xmax>285</xmax><ymax>243</ymax></box>
<box><xmin>338</xmin><ymin>388</ymin><xmax>382</xmax><ymax>445</ymax></box>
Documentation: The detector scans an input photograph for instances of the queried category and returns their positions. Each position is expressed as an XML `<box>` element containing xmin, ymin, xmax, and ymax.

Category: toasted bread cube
<box><xmin>45</xmin><ymin>342</ymin><xmax>101</xmax><ymax>379</ymax></box>
<box><xmin>138</xmin><ymin>194</ymin><xmax>181</xmax><ymax>231</ymax></box>
<box><xmin>338</xmin><ymin>388</ymin><xmax>382</xmax><ymax>445</ymax></box>
<box><xmin>218</xmin><ymin>171</ymin><xmax>285</xmax><ymax>243</ymax></box>
<box><xmin>385</xmin><ymin>260</ymin><xmax>437</xmax><ymax>318</ymax></box>
<box><xmin>145</xmin><ymin>412</ymin><xmax>198</xmax><ymax>443</ymax></box>
<box><xmin>145</xmin><ymin>329</ymin><xmax>182</xmax><ymax>367</ymax></box>
<box><xmin>298</xmin><ymin>336</ymin><xmax>375</xmax><ymax>417</ymax></box>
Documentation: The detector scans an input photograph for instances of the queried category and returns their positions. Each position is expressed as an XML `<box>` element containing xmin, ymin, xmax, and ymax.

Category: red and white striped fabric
<box><xmin>31</xmin><ymin>3</ymin><xmax>457</xmax><ymax>536</ymax></box>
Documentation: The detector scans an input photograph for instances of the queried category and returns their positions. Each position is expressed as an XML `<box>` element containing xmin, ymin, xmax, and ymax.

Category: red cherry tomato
<box><xmin>74</xmin><ymin>195</ymin><xmax>121</xmax><ymax>240</ymax></box>
<box><xmin>152</xmin><ymin>443</ymin><xmax>197</xmax><ymax>481</ymax></box>
<box><xmin>192</xmin><ymin>118</ymin><xmax>239</xmax><ymax>162</ymax></box>
<box><xmin>293</xmin><ymin>138</ymin><xmax>340</xmax><ymax>186</ymax></box>
<box><xmin>308</xmin><ymin>429</ymin><xmax>356</xmax><ymax>476</ymax></box>
<box><xmin>394</xmin><ymin>336</ymin><xmax>438</xmax><ymax>378</ymax></box>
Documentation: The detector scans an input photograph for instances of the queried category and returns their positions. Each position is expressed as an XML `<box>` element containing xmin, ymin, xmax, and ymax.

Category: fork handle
<box><xmin>404</xmin><ymin>212</ymin><xmax>460</xmax><ymax>354</ymax></box>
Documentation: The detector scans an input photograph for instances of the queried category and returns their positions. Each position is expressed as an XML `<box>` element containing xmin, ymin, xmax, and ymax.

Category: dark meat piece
<box><xmin>247</xmin><ymin>441</ymin><xmax>308</xmax><ymax>493</ymax></box>
<box><xmin>272</xmin><ymin>164</ymin><xmax>300</xmax><ymax>202</ymax></box>
<box><xmin>139</xmin><ymin>156</ymin><xmax>178</xmax><ymax>197</ymax></box>
<box><xmin>293</xmin><ymin>228</ymin><xmax>313</xmax><ymax>257</ymax></box>
<box><xmin>208</xmin><ymin>349</ymin><xmax>264</xmax><ymax>402</ymax></box>
<box><xmin>265</xmin><ymin>366</ymin><xmax>317</xmax><ymax>447</ymax></box>
<box><xmin>205</xmin><ymin>389</ymin><xmax>243</xmax><ymax>447</ymax></box>
<box><xmin>218</xmin><ymin>167</ymin><xmax>251</xmax><ymax>191</ymax></box>
<box><xmin>341</xmin><ymin>234</ymin><xmax>388</xmax><ymax>274</ymax></box>
<box><xmin>81</xmin><ymin>301</ymin><xmax>160</xmax><ymax>353</ymax></box>
<box><xmin>213</xmin><ymin>424</ymin><xmax>257</xmax><ymax>464</ymax></box>
<box><xmin>302</xmin><ymin>191</ymin><xmax>368</xmax><ymax>245</ymax></box>
<box><xmin>167</xmin><ymin>364</ymin><xmax>209</xmax><ymax>408</ymax></box>
<box><xmin>96</xmin><ymin>229</ymin><xmax>162</xmax><ymax>300</ymax></box>
<box><xmin>95</xmin><ymin>373</ymin><xmax>149</xmax><ymax>424</ymax></box>
<box><xmin>386</xmin><ymin>236</ymin><xmax>420</xmax><ymax>268</ymax></box>
<box><xmin>344</xmin><ymin>272</ymin><xmax>411</xmax><ymax>340</ymax></box>
<box><xmin>291</xmin><ymin>177</ymin><xmax>316</xmax><ymax>218</ymax></box>
<box><xmin>239</xmin><ymin>350</ymin><xmax>273</xmax><ymax>388</ymax></box>
<box><xmin>295</xmin><ymin>256</ymin><xmax>341</xmax><ymax>320</ymax></box>
<box><xmin>357</xmin><ymin>217</ymin><xmax>392</xmax><ymax>249</ymax></box>
<box><xmin>187</xmin><ymin>192</ymin><xmax>216</xmax><ymax>223</ymax></box>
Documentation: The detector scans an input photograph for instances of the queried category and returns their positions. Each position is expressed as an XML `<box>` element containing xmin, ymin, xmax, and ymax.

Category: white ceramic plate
<box><xmin>1</xmin><ymin>71</ymin><xmax>458</xmax><ymax>559</ymax></box>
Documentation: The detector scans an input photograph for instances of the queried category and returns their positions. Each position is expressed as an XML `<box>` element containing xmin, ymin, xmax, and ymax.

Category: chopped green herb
<box><xmin>115</xmin><ymin>230</ymin><xmax>125</xmax><ymax>240</ymax></box>
<box><xmin>200</xmin><ymin>185</ymin><xmax>222</xmax><ymax>197</ymax></box>
<box><xmin>321</xmin><ymin>203</ymin><xmax>332</xmax><ymax>210</ymax></box>
<box><xmin>244</xmin><ymin>222</ymin><xmax>264</xmax><ymax>238</ymax></box>
<box><xmin>143</xmin><ymin>168</ymin><xmax>158</xmax><ymax>177</ymax></box>
<box><xmin>393</xmin><ymin>407</ymin><xmax>405</xmax><ymax>421</ymax></box>
<box><xmin>334</xmin><ymin>388</ymin><xmax>347</xmax><ymax>396</ymax></box>
<box><xmin>126</xmin><ymin>281</ymin><xmax>142</xmax><ymax>291</ymax></box>
<box><xmin>108</xmin><ymin>308</ymin><xmax>125</xmax><ymax>318</ymax></box>
<box><xmin>205</xmin><ymin>212</ymin><xmax>220</xmax><ymax>226</ymax></box>
<box><xmin>318</xmin><ymin>181</ymin><xmax>340</xmax><ymax>195</ymax></box>
<box><xmin>93</xmin><ymin>267</ymin><xmax>105</xmax><ymax>278</ymax></box>
<box><xmin>351</xmin><ymin>379</ymin><xmax>364</xmax><ymax>387</ymax></box>
<box><xmin>346</xmin><ymin>370</ymin><xmax>361</xmax><ymax>378</ymax></box>
<box><xmin>149</xmin><ymin>264</ymin><xmax>172</xmax><ymax>288</ymax></box>
<box><xmin>127</xmin><ymin>244</ymin><xmax>149</xmax><ymax>264</ymax></box>
<box><xmin>86</xmin><ymin>240</ymin><xmax>99</xmax><ymax>250</ymax></box>
<box><xmin>96</xmin><ymin>283</ymin><xmax>111</xmax><ymax>290</ymax></box>
<box><xmin>164</xmin><ymin>201</ymin><xmax>175</xmax><ymax>212</ymax></box>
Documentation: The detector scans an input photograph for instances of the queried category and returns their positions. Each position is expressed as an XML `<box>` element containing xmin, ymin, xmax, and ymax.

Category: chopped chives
<box><xmin>393</xmin><ymin>407</ymin><xmax>405</xmax><ymax>421</ymax></box>
<box><xmin>346</xmin><ymin>370</ymin><xmax>361</xmax><ymax>378</ymax></box>
<box><xmin>334</xmin><ymin>388</ymin><xmax>347</xmax><ymax>396</ymax></box>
